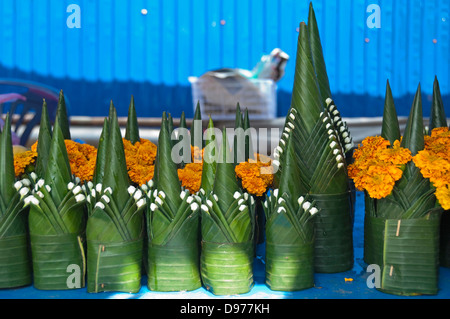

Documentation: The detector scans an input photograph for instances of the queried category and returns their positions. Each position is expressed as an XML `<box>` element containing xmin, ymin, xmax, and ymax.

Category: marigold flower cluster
<box><xmin>63</xmin><ymin>140</ymin><xmax>97</xmax><ymax>183</ymax></box>
<box><xmin>235</xmin><ymin>154</ymin><xmax>274</xmax><ymax>197</ymax></box>
<box><xmin>413</xmin><ymin>127</ymin><xmax>450</xmax><ymax>210</ymax></box>
<box><xmin>348</xmin><ymin>136</ymin><xmax>412</xmax><ymax>199</ymax></box>
<box><xmin>123</xmin><ymin>138</ymin><xmax>157</xmax><ymax>186</ymax></box>
<box><xmin>13</xmin><ymin>149</ymin><xmax>37</xmax><ymax>177</ymax></box>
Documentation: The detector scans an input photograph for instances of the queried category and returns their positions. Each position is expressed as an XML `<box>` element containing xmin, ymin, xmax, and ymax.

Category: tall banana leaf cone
<box><xmin>86</xmin><ymin>103</ymin><xmax>146</xmax><ymax>293</ymax></box>
<box><xmin>56</xmin><ymin>90</ymin><xmax>71</xmax><ymax>140</ymax></box>
<box><xmin>190</xmin><ymin>101</ymin><xmax>203</xmax><ymax>150</ymax></box>
<box><xmin>425</xmin><ymin>76</ymin><xmax>450</xmax><ymax>268</ymax></box>
<box><xmin>363</xmin><ymin>79</ymin><xmax>402</xmax><ymax>266</ymax></box>
<box><xmin>0</xmin><ymin>113</ymin><xmax>33</xmax><ymax>288</ymax></box>
<box><xmin>27</xmin><ymin>116</ymin><xmax>87</xmax><ymax>290</ymax></box>
<box><xmin>283</xmin><ymin>21</ymin><xmax>353</xmax><ymax>273</ymax></box>
<box><xmin>264</xmin><ymin>128</ymin><xmax>320</xmax><ymax>291</ymax></box>
<box><xmin>145</xmin><ymin>112</ymin><xmax>201</xmax><ymax>291</ymax></box>
<box><xmin>124</xmin><ymin>95</ymin><xmax>140</xmax><ymax>144</ymax></box>
<box><xmin>200</xmin><ymin>129</ymin><xmax>256</xmax><ymax>295</ymax></box>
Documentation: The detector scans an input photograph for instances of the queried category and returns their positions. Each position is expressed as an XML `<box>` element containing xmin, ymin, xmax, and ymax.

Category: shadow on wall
<box><xmin>1</xmin><ymin>65</ymin><xmax>449</xmax><ymax>119</ymax></box>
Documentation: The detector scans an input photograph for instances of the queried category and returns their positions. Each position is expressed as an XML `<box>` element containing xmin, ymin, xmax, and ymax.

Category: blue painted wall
<box><xmin>0</xmin><ymin>0</ymin><xmax>449</xmax><ymax>119</ymax></box>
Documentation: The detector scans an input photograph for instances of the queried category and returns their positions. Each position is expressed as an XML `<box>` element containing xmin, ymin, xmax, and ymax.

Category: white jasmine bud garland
<box><xmin>243</xmin><ymin>193</ymin><xmax>249</xmax><ymax>200</ymax></box>
<box><xmin>190</xmin><ymin>203</ymin><xmax>199</xmax><ymax>211</ymax></box>
<box><xmin>322</xmin><ymin>117</ymin><xmax>329</xmax><ymax>123</ymax></box>
<box><xmin>45</xmin><ymin>185</ymin><xmax>51</xmax><ymax>193</ymax></box>
<box><xmin>21</xmin><ymin>179</ymin><xmax>31</xmax><ymax>187</ymax></box>
<box><xmin>95</xmin><ymin>202</ymin><xmax>105</xmax><ymax>210</ymax></box>
<box><xmin>30</xmin><ymin>172</ymin><xmax>38</xmax><ymax>182</ymax></box>
<box><xmin>336</xmin><ymin>155</ymin><xmax>343</xmax><ymax>162</ymax></box>
<box><xmin>91</xmin><ymin>189</ymin><xmax>96</xmax><ymax>198</ymax></box>
<box><xmin>155</xmin><ymin>197</ymin><xmax>163</xmax><ymax>206</ymax></box>
<box><xmin>14</xmin><ymin>181</ymin><xmax>23</xmax><ymax>191</ymax></box>
<box><xmin>87</xmin><ymin>181</ymin><xmax>94</xmax><ymax>189</ymax></box>
<box><xmin>101</xmin><ymin>195</ymin><xmax>110</xmax><ymax>203</ymax></box>
<box><xmin>67</xmin><ymin>182</ymin><xmax>75</xmax><ymax>191</ymax></box>
<box><xmin>333</xmin><ymin>149</ymin><xmax>340</xmax><ymax>155</ymax></box>
<box><xmin>330</xmin><ymin>141</ymin><xmax>337</xmax><ymax>149</ymax></box>
<box><xmin>141</xmin><ymin>184</ymin><xmax>148</xmax><ymax>192</ymax></box>
<box><xmin>238</xmin><ymin>198</ymin><xmax>244</xmax><ymax>205</ymax></box>
<box><xmin>199</xmin><ymin>188</ymin><xmax>206</xmax><ymax>195</ymax></box>
<box><xmin>282</xmin><ymin>132</ymin><xmax>289</xmax><ymax>139</ymax></box>
<box><xmin>37</xmin><ymin>179</ymin><xmax>45</xmax><ymax>189</ymax></box>
<box><xmin>133</xmin><ymin>189</ymin><xmax>143</xmax><ymax>201</ymax></box>
<box><xmin>213</xmin><ymin>194</ymin><xmax>218</xmax><ymax>202</ymax></box>
<box><xmin>277</xmin><ymin>207</ymin><xmax>286</xmax><ymax>214</ymax></box>
<box><xmin>187</xmin><ymin>196</ymin><xmax>194</xmax><ymax>204</ymax></box>
<box><xmin>72</xmin><ymin>185</ymin><xmax>82</xmax><ymax>195</ymax></box>
<box><xmin>95</xmin><ymin>183</ymin><xmax>102</xmax><ymax>193</ymax></box>
<box><xmin>276</xmin><ymin>146</ymin><xmax>283</xmax><ymax>154</ymax></box>
<box><xmin>150</xmin><ymin>203</ymin><xmax>158</xmax><ymax>211</ymax></box>
<box><xmin>289</xmin><ymin>113</ymin><xmax>296</xmax><ymax>120</ymax></box>
<box><xmin>337</xmin><ymin>163</ymin><xmax>344</xmax><ymax>169</ymax></box>
<box><xmin>239</xmin><ymin>205</ymin><xmax>247</xmax><ymax>211</ymax></box>
<box><xmin>201</xmin><ymin>204</ymin><xmax>209</xmax><ymax>212</ymax></box>
<box><xmin>273</xmin><ymin>189</ymin><xmax>279</xmax><ymax>198</ymax></box>
<box><xmin>233</xmin><ymin>191</ymin><xmax>241</xmax><ymax>199</ymax></box>
<box><xmin>104</xmin><ymin>187</ymin><xmax>112</xmax><ymax>194</ymax></box>
<box><xmin>332</xmin><ymin>110</ymin><xmax>339</xmax><ymax>116</ymax></box>
<box><xmin>302</xmin><ymin>201</ymin><xmax>312</xmax><ymax>211</ymax></box>
<box><xmin>24</xmin><ymin>196</ymin><xmax>39</xmax><ymax>206</ymax></box>
<box><xmin>36</xmin><ymin>191</ymin><xmax>44</xmax><ymax>199</ymax></box>
<box><xmin>153</xmin><ymin>189</ymin><xmax>158</xmax><ymax>198</ymax></box>
<box><xmin>284</xmin><ymin>127</ymin><xmax>291</xmax><ymax>133</ymax></box>
<box><xmin>279</xmin><ymin>139</ymin><xmax>286</xmax><ymax>146</ymax></box>
<box><xmin>180</xmin><ymin>191</ymin><xmax>187</xmax><ymax>200</ymax></box>
<box><xmin>127</xmin><ymin>185</ymin><xmax>136</xmax><ymax>195</ymax></box>
<box><xmin>147</xmin><ymin>180</ymin><xmax>154</xmax><ymax>188</ymax></box>
<box><xmin>75</xmin><ymin>194</ymin><xmax>86</xmax><ymax>202</ymax></box>
<box><xmin>206</xmin><ymin>200</ymin><xmax>213</xmax><ymax>208</ymax></box>
<box><xmin>74</xmin><ymin>177</ymin><xmax>81</xmax><ymax>184</ymax></box>
<box><xmin>326</xmin><ymin>123</ymin><xmax>331</xmax><ymax>129</ymax></box>
<box><xmin>272</xmin><ymin>160</ymin><xmax>280</xmax><ymax>167</ymax></box>
<box><xmin>325</xmin><ymin>98</ymin><xmax>333</xmax><ymax>106</ymax></box>
<box><xmin>298</xmin><ymin>196</ymin><xmax>305</xmax><ymax>206</ymax></box>
<box><xmin>86</xmin><ymin>195</ymin><xmax>91</xmax><ymax>203</ymax></box>
<box><xmin>310</xmin><ymin>207</ymin><xmax>319</xmax><ymax>216</ymax></box>
<box><xmin>158</xmin><ymin>191</ymin><xmax>166</xmax><ymax>199</ymax></box>
<box><xmin>277</xmin><ymin>197</ymin><xmax>285</xmax><ymax>204</ymax></box>
<box><xmin>19</xmin><ymin>187</ymin><xmax>30</xmax><ymax>197</ymax></box>
<box><xmin>288</xmin><ymin>122</ymin><xmax>295</xmax><ymax>129</ymax></box>
<box><xmin>136</xmin><ymin>198</ymin><xmax>146</xmax><ymax>209</ymax></box>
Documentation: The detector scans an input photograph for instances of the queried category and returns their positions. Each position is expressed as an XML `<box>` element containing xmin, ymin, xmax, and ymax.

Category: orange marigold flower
<box><xmin>178</xmin><ymin>163</ymin><xmax>202</xmax><ymax>194</ymax></box>
<box><xmin>64</xmin><ymin>140</ymin><xmax>97</xmax><ymax>183</ymax></box>
<box><xmin>436</xmin><ymin>185</ymin><xmax>450</xmax><ymax>210</ymax></box>
<box><xmin>14</xmin><ymin>150</ymin><xmax>37</xmax><ymax>177</ymax></box>
<box><xmin>123</xmin><ymin>138</ymin><xmax>157</xmax><ymax>186</ymax></box>
<box><xmin>235</xmin><ymin>154</ymin><xmax>273</xmax><ymax>197</ymax></box>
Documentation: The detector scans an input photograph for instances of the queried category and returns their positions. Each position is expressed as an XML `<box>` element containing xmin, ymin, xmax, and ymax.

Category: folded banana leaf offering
<box><xmin>86</xmin><ymin>103</ymin><xmax>145</xmax><ymax>293</ymax></box>
<box><xmin>264</xmin><ymin>132</ymin><xmax>320</xmax><ymax>291</ymax></box>
<box><xmin>145</xmin><ymin>112</ymin><xmax>202</xmax><ymax>292</ymax></box>
<box><xmin>274</xmin><ymin>9</ymin><xmax>353</xmax><ymax>273</ymax></box>
<box><xmin>0</xmin><ymin>114</ymin><xmax>32</xmax><ymax>288</ymax></box>
<box><xmin>360</xmin><ymin>83</ymin><xmax>443</xmax><ymax>295</ymax></box>
<box><xmin>200</xmin><ymin>128</ymin><xmax>256</xmax><ymax>295</ymax></box>
<box><xmin>28</xmin><ymin>111</ymin><xmax>87</xmax><ymax>290</ymax></box>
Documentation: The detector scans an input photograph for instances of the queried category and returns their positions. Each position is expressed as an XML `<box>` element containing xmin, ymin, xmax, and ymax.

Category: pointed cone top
<box><xmin>201</xmin><ymin>117</ymin><xmax>218</xmax><ymax>193</ymax></box>
<box><xmin>93</xmin><ymin>117</ymin><xmax>110</xmax><ymax>185</ymax></box>
<box><xmin>290</xmin><ymin>22</ymin><xmax>324</xmax><ymax>134</ymax></box>
<box><xmin>430</xmin><ymin>76</ymin><xmax>447</xmax><ymax>131</ymax></box>
<box><xmin>243</xmin><ymin>108</ymin><xmax>254</xmax><ymax>161</ymax></box>
<box><xmin>213</xmin><ymin>128</ymin><xmax>240</xmax><ymax>212</ymax></box>
<box><xmin>102</xmin><ymin>103</ymin><xmax>131</xmax><ymax>211</ymax></box>
<box><xmin>401</xmin><ymin>84</ymin><xmax>425</xmax><ymax>156</ymax></box>
<box><xmin>179</xmin><ymin>111</ymin><xmax>187</xmax><ymax>129</ymax></box>
<box><xmin>191</xmin><ymin>102</ymin><xmax>202</xmax><ymax>146</ymax></box>
<box><xmin>0</xmin><ymin>113</ymin><xmax>16</xmax><ymax>203</ymax></box>
<box><xmin>308</xmin><ymin>2</ymin><xmax>332</xmax><ymax>101</ymax></box>
<box><xmin>35</xmin><ymin>99</ymin><xmax>53</xmax><ymax>177</ymax></box>
<box><xmin>381</xmin><ymin>80</ymin><xmax>401</xmax><ymax>144</ymax></box>
<box><xmin>56</xmin><ymin>90</ymin><xmax>71</xmax><ymax>140</ymax></box>
<box><xmin>44</xmin><ymin>115</ymin><xmax>72</xmax><ymax>206</ymax></box>
<box><xmin>125</xmin><ymin>95</ymin><xmax>140</xmax><ymax>144</ymax></box>
<box><xmin>235</xmin><ymin>103</ymin><xmax>242</xmax><ymax>129</ymax></box>
<box><xmin>155</xmin><ymin>112</ymin><xmax>181</xmax><ymax>211</ymax></box>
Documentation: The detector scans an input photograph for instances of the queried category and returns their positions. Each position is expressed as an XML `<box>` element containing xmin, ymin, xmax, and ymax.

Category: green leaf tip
<box><xmin>381</xmin><ymin>80</ymin><xmax>401</xmax><ymax>144</ymax></box>
<box><xmin>0</xmin><ymin>113</ymin><xmax>16</xmax><ymax>204</ymax></box>
<box><xmin>201</xmin><ymin>117</ymin><xmax>218</xmax><ymax>194</ymax></box>
<box><xmin>35</xmin><ymin>99</ymin><xmax>53</xmax><ymax>178</ymax></box>
<box><xmin>430</xmin><ymin>76</ymin><xmax>447</xmax><ymax>131</ymax></box>
<box><xmin>56</xmin><ymin>90</ymin><xmax>71</xmax><ymax>140</ymax></box>
<box><xmin>401</xmin><ymin>84</ymin><xmax>425</xmax><ymax>156</ymax></box>
<box><xmin>125</xmin><ymin>95</ymin><xmax>140</xmax><ymax>144</ymax></box>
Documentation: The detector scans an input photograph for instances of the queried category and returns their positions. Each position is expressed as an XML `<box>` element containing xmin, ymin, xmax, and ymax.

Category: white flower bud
<box><xmin>199</xmin><ymin>188</ymin><xmax>206</xmax><ymax>195</ymax></box>
<box><xmin>277</xmin><ymin>207</ymin><xmax>286</xmax><ymax>214</ymax></box>
<box><xmin>239</xmin><ymin>205</ymin><xmax>247</xmax><ymax>211</ymax></box>
<box><xmin>155</xmin><ymin>197</ymin><xmax>163</xmax><ymax>205</ymax></box>
<box><xmin>213</xmin><ymin>194</ymin><xmax>219</xmax><ymax>202</ymax></box>
<box><xmin>298</xmin><ymin>196</ymin><xmax>304</xmax><ymax>206</ymax></box>
<box><xmin>72</xmin><ymin>185</ymin><xmax>82</xmax><ymax>195</ymax></box>
<box><xmin>190</xmin><ymin>203</ymin><xmax>199</xmax><ymax>211</ymax></box>
<box><xmin>96</xmin><ymin>183</ymin><xmax>102</xmax><ymax>193</ymax></box>
<box><xmin>201</xmin><ymin>204</ymin><xmax>209</xmax><ymax>212</ymax></box>
<box><xmin>337</xmin><ymin>163</ymin><xmax>344</xmax><ymax>169</ymax></box>
<box><xmin>238</xmin><ymin>198</ymin><xmax>244</xmax><ymax>205</ymax></box>
<box><xmin>95</xmin><ymin>202</ymin><xmax>105</xmax><ymax>210</ymax></box>
<box><xmin>19</xmin><ymin>187</ymin><xmax>29</xmax><ymax>197</ymax></box>
<box><xmin>101</xmin><ymin>195</ymin><xmax>110</xmax><ymax>203</ymax></box>
<box><xmin>133</xmin><ymin>190</ymin><xmax>143</xmax><ymax>201</ymax></box>
<box><xmin>37</xmin><ymin>179</ymin><xmax>45</xmax><ymax>188</ymax></box>
<box><xmin>87</xmin><ymin>181</ymin><xmax>94</xmax><ymax>189</ymax></box>
<box><xmin>67</xmin><ymin>182</ymin><xmax>75</xmax><ymax>191</ymax></box>
<box><xmin>14</xmin><ymin>181</ymin><xmax>23</xmax><ymax>191</ymax></box>
<box><xmin>136</xmin><ymin>198</ymin><xmax>146</xmax><ymax>209</ymax></box>
<box><xmin>233</xmin><ymin>191</ymin><xmax>241</xmax><ymax>199</ymax></box>
<box><xmin>150</xmin><ymin>203</ymin><xmax>158</xmax><ymax>211</ymax></box>
<box><xmin>158</xmin><ymin>191</ymin><xmax>166</xmax><ymax>199</ymax></box>
<box><xmin>330</xmin><ymin>141</ymin><xmax>337</xmax><ymax>149</ymax></box>
<box><xmin>289</xmin><ymin>113</ymin><xmax>295</xmax><ymax>120</ymax></box>
<box><xmin>147</xmin><ymin>180</ymin><xmax>154</xmax><ymax>188</ymax></box>
<box><xmin>277</xmin><ymin>197</ymin><xmax>285</xmax><ymax>204</ymax></box>
<box><xmin>104</xmin><ymin>187</ymin><xmax>112</xmax><ymax>194</ymax></box>
<box><xmin>207</xmin><ymin>200</ymin><xmax>213</xmax><ymax>208</ymax></box>
<box><xmin>302</xmin><ymin>201</ymin><xmax>312</xmax><ymax>211</ymax></box>
<box><xmin>36</xmin><ymin>191</ymin><xmax>44</xmax><ymax>198</ymax></box>
<box><xmin>310</xmin><ymin>207</ymin><xmax>319</xmax><ymax>216</ymax></box>
<box><xmin>128</xmin><ymin>185</ymin><xmax>136</xmax><ymax>195</ymax></box>
<box><xmin>75</xmin><ymin>194</ymin><xmax>86</xmax><ymax>202</ymax></box>
<box><xmin>180</xmin><ymin>191</ymin><xmax>187</xmax><ymax>200</ymax></box>
<box><xmin>30</xmin><ymin>172</ymin><xmax>38</xmax><ymax>181</ymax></box>
<box><xmin>45</xmin><ymin>185</ymin><xmax>51</xmax><ymax>193</ymax></box>
<box><xmin>187</xmin><ymin>196</ymin><xmax>194</xmax><ymax>204</ymax></box>
<box><xmin>325</xmin><ymin>98</ymin><xmax>332</xmax><ymax>106</ymax></box>
<box><xmin>273</xmin><ymin>189</ymin><xmax>279</xmax><ymax>198</ymax></box>
<box><xmin>141</xmin><ymin>184</ymin><xmax>148</xmax><ymax>192</ymax></box>
<box><xmin>288</xmin><ymin>122</ymin><xmax>295</xmax><ymax>129</ymax></box>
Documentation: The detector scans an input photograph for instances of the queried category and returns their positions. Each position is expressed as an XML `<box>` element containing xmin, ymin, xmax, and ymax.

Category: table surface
<box><xmin>1</xmin><ymin>191</ymin><xmax>449</xmax><ymax>300</ymax></box>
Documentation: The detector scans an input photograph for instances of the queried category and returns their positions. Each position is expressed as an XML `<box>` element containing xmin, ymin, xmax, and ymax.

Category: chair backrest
<box><xmin>0</xmin><ymin>79</ymin><xmax>69</xmax><ymax>146</ymax></box>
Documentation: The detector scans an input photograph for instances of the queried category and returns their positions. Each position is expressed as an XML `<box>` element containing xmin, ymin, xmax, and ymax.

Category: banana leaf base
<box><xmin>265</xmin><ymin>242</ymin><xmax>314</xmax><ymax>291</ymax></box>
<box><xmin>367</xmin><ymin>217</ymin><xmax>441</xmax><ymax>296</ymax></box>
<box><xmin>30</xmin><ymin>233</ymin><xmax>86</xmax><ymax>290</ymax></box>
<box><xmin>312</xmin><ymin>192</ymin><xmax>354</xmax><ymax>273</ymax></box>
<box><xmin>440</xmin><ymin>211</ymin><xmax>450</xmax><ymax>267</ymax></box>
<box><xmin>87</xmin><ymin>238</ymin><xmax>143</xmax><ymax>293</ymax></box>
<box><xmin>364</xmin><ymin>215</ymin><xmax>386</xmax><ymax>266</ymax></box>
<box><xmin>0</xmin><ymin>234</ymin><xmax>32</xmax><ymax>289</ymax></box>
<box><xmin>147</xmin><ymin>242</ymin><xmax>201</xmax><ymax>292</ymax></box>
<box><xmin>201</xmin><ymin>241</ymin><xmax>254</xmax><ymax>296</ymax></box>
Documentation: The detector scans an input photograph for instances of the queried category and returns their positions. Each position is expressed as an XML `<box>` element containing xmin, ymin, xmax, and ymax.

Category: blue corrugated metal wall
<box><xmin>0</xmin><ymin>0</ymin><xmax>449</xmax><ymax>118</ymax></box>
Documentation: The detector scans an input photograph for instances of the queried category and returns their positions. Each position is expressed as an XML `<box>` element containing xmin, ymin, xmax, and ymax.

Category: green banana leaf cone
<box><xmin>86</xmin><ymin>103</ymin><xmax>145</xmax><ymax>293</ymax></box>
<box><xmin>361</xmin><ymin>85</ymin><xmax>442</xmax><ymax>296</ymax></box>
<box><xmin>28</xmin><ymin>118</ymin><xmax>87</xmax><ymax>290</ymax></box>
<box><xmin>0</xmin><ymin>113</ymin><xmax>33</xmax><ymax>288</ymax></box>
<box><xmin>200</xmin><ymin>130</ymin><xmax>256</xmax><ymax>295</ymax></box>
<box><xmin>146</xmin><ymin>113</ymin><xmax>201</xmax><ymax>292</ymax></box>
